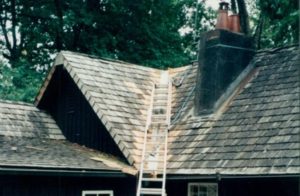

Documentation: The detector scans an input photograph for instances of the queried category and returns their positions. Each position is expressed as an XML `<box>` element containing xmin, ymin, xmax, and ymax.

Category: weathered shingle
<box><xmin>36</xmin><ymin>51</ymin><xmax>161</xmax><ymax>165</ymax></box>
<box><xmin>0</xmin><ymin>136</ymin><xmax>133</xmax><ymax>172</ymax></box>
<box><xmin>168</xmin><ymin>45</ymin><xmax>300</xmax><ymax>175</ymax></box>
<box><xmin>33</xmin><ymin>45</ymin><xmax>300</xmax><ymax>175</ymax></box>
<box><xmin>0</xmin><ymin>100</ymin><xmax>64</xmax><ymax>139</ymax></box>
<box><xmin>0</xmin><ymin>100</ymin><xmax>135</xmax><ymax>174</ymax></box>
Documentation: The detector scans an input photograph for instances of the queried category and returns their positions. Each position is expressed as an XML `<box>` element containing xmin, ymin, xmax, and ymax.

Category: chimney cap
<box><xmin>219</xmin><ymin>0</ymin><xmax>229</xmax><ymax>10</ymax></box>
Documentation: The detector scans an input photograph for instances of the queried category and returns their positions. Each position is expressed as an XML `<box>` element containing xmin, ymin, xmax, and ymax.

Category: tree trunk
<box><xmin>54</xmin><ymin>0</ymin><xmax>64</xmax><ymax>50</ymax></box>
<box><xmin>0</xmin><ymin>0</ymin><xmax>20</xmax><ymax>64</ymax></box>
<box><xmin>231</xmin><ymin>0</ymin><xmax>237</xmax><ymax>14</ymax></box>
<box><xmin>254</xmin><ymin>14</ymin><xmax>264</xmax><ymax>49</ymax></box>
<box><xmin>11</xmin><ymin>0</ymin><xmax>17</xmax><ymax>49</ymax></box>
<box><xmin>236</xmin><ymin>0</ymin><xmax>250</xmax><ymax>35</ymax></box>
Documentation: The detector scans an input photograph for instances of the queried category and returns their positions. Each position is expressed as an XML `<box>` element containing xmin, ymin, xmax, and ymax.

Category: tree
<box><xmin>255</xmin><ymin>0</ymin><xmax>299</xmax><ymax>48</ymax></box>
<box><xmin>1</xmin><ymin>0</ymin><xmax>297</xmax><ymax>102</ymax></box>
<box><xmin>0</xmin><ymin>59</ymin><xmax>43</xmax><ymax>102</ymax></box>
<box><xmin>229</xmin><ymin>0</ymin><xmax>250</xmax><ymax>35</ymax></box>
<box><xmin>0</xmin><ymin>0</ymin><xmax>21</xmax><ymax>63</ymax></box>
<box><xmin>0</xmin><ymin>0</ymin><xmax>200</xmax><ymax>102</ymax></box>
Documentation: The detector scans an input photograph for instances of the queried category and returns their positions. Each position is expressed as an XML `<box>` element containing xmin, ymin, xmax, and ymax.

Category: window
<box><xmin>188</xmin><ymin>183</ymin><xmax>218</xmax><ymax>196</ymax></box>
<box><xmin>82</xmin><ymin>190</ymin><xmax>113</xmax><ymax>196</ymax></box>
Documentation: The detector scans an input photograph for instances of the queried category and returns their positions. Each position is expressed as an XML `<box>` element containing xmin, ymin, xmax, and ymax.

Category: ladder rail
<box><xmin>162</xmin><ymin>81</ymin><xmax>172</xmax><ymax>195</ymax></box>
<box><xmin>166</xmin><ymin>80</ymin><xmax>172</xmax><ymax>127</ymax></box>
<box><xmin>137</xmin><ymin>83</ymin><xmax>155</xmax><ymax>196</ymax></box>
<box><xmin>161</xmin><ymin>129</ymin><xmax>168</xmax><ymax>195</ymax></box>
<box><xmin>137</xmin><ymin>78</ymin><xmax>171</xmax><ymax>196</ymax></box>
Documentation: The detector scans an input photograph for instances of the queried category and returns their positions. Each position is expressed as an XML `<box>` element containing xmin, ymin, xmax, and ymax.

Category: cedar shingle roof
<box><xmin>0</xmin><ymin>100</ymin><xmax>135</xmax><ymax>174</ymax></box>
<box><xmin>36</xmin><ymin>51</ymin><xmax>161</xmax><ymax>165</ymax></box>
<box><xmin>31</xmin><ymin>45</ymin><xmax>300</xmax><ymax>175</ymax></box>
<box><xmin>168</xmin><ymin>45</ymin><xmax>300</xmax><ymax>175</ymax></box>
<box><xmin>0</xmin><ymin>100</ymin><xmax>63</xmax><ymax>139</ymax></box>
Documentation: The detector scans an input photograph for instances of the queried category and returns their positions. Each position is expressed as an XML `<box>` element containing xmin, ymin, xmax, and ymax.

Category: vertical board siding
<box><xmin>166</xmin><ymin>177</ymin><xmax>299</xmax><ymax>196</ymax></box>
<box><xmin>38</xmin><ymin>67</ymin><xmax>126</xmax><ymax>160</ymax></box>
<box><xmin>0</xmin><ymin>175</ymin><xmax>136</xmax><ymax>196</ymax></box>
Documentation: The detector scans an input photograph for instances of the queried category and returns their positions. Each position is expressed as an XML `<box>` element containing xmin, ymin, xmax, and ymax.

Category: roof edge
<box><xmin>0</xmin><ymin>166</ymin><xmax>132</xmax><ymax>177</ymax></box>
<box><xmin>34</xmin><ymin>52</ymin><xmax>64</xmax><ymax>106</ymax></box>
<box><xmin>0</xmin><ymin>99</ymin><xmax>34</xmax><ymax>106</ymax></box>
<box><xmin>167</xmin><ymin>173</ymin><xmax>300</xmax><ymax>180</ymax></box>
<box><xmin>256</xmin><ymin>44</ymin><xmax>299</xmax><ymax>54</ymax></box>
<box><xmin>36</xmin><ymin>52</ymin><xmax>140</xmax><ymax>167</ymax></box>
<box><xmin>60</xmin><ymin>50</ymin><xmax>162</xmax><ymax>72</ymax></box>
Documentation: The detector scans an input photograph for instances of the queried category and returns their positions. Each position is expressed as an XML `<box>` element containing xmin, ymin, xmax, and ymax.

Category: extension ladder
<box><xmin>136</xmin><ymin>71</ymin><xmax>172</xmax><ymax>196</ymax></box>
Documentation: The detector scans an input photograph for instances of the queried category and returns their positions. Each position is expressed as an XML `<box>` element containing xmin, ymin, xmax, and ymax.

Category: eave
<box><xmin>0</xmin><ymin>165</ymin><xmax>132</xmax><ymax>178</ymax></box>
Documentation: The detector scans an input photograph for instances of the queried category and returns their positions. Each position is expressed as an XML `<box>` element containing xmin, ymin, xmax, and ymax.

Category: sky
<box><xmin>204</xmin><ymin>0</ymin><xmax>220</xmax><ymax>9</ymax></box>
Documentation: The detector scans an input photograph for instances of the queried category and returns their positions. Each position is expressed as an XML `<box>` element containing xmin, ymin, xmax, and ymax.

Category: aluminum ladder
<box><xmin>137</xmin><ymin>72</ymin><xmax>172</xmax><ymax>196</ymax></box>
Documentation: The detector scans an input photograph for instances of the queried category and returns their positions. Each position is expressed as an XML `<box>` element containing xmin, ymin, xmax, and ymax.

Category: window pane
<box><xmin>188</xmin><ymin>184</ymin><xmax>217</xmax><ymax>196</ymax></box>
<box><xmin>193</xmin><ymin>185</ymin><xmax>199</xmax><ymax>193</ymax></box>
<box><xmin>82</xmin><ymin>191</ymin><xmax>113</xmax><ymax>196</ymax></box>
<box><xmin>199</xmin><ymin>186</ymin><xmax>207</xmax><ymax>193</ymax></box>
<box><xmin>207</xmin><ymin>185</ymin><xmax>217</xmax><ymax>196</ymax></box>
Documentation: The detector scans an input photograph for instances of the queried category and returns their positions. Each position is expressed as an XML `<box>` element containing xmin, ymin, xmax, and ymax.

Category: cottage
<box><xmin>0</xmin><ymin>3</ymin><xmax>299</xmax><ymax>196</ymax></box>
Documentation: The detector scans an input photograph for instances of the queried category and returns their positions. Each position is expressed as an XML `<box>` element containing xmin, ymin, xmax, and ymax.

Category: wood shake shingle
<box><xmin>168</xmin><ymin>45</ymin><xmax>300</xmax><ymax>175</ymax></box>
<box><xmin>30</xmin><ymin>45</ymin><xmax>300</xmax><ymax>175</ymax></box>
<box><xmin>0</xmin><ymin>100</ymin><xmax>134</xmax><ymax>173</ymax></box>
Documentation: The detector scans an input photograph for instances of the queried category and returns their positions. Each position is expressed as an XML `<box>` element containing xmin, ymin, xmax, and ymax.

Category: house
<box><xmin>0</xmin><ymin>3</ymin><xmax>299</xmax><ymax>196</ymax></box>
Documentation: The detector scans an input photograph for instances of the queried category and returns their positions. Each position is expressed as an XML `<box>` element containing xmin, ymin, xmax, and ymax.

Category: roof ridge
<box><xmin>61</xmin><ymin>60</ymin><xmax>139</xmax><ymax>165</ymax></box>
<box><xmin>257</xmin><ymin>44</ymin><xmax>299</xmax><ymax>54</ymax></box>
<box><xmin>0</xmin><ymin>99</ymin><xmax>34</xmax><ymax>106</ymax></box>
<box><xmin>61</xmin><ymin>50</ymin><xmax>162</xmax><ymax>72</ymax></box>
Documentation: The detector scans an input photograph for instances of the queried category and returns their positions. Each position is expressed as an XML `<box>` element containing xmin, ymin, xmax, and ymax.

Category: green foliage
<box><xmin>16</xmin><ymin>0</ymin><xmax>196</xmax><ymax>68</ymax></box>
<box><xmin>178</xmin><ymin>0</ymin><xmax>216</xmax><ymax>59</ymax></box>
<box><xmin>0</xmin><ymin>59</ymin><xmax>44</xmax><ymax>102</ymax></box>
<box><xmin>1</xmin><ymin>0</ymin><xmax>297</xmax><ymax>103</ymax></box>
<box><xmin>0</xmin><ymin>0</ymin><xmax>191</xmax><ymax>102</ymax></box>
<box><xmin>256</xmin><ymin>0</ymin><xmax>299</xmax><ymax>48</ymax></box>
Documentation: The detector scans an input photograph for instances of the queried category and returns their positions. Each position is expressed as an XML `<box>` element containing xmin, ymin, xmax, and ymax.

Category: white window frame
<box><xmin>82</xmin><ymin>190</ymin><xmax>113</xmax><ymax>196</ymax></box>
<box><xmin>188</xmin><ymin>183</ymin><xmax>218</xmax><ymax>196</ymax></box>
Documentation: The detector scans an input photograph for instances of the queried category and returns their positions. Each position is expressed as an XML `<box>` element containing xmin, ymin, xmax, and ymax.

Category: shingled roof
<box><xmin>35</xmin><ymin>51</ymin><xmax>161</xmax><ymax>166</ymax></box>
<box><xmin>168</xmin><ymin>45</ymin><xmax>300</xmax><ymax>175</ymax></box>
<box><xmin>0</xmin><ymin>100</ymin><xmax>135</xmax><ymax>175</ymax></box>
<box><xmin>33</xmin><ymin>45</ymin><xmax>299</xmax><ymax>176</ymax></box>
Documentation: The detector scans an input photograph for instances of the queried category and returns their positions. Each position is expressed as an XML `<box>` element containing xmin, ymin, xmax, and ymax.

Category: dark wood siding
<box><xmin>0</xmin><ymin>175</ymin><xmax>136</xmax><ymax>196</ymax></box>
<box><xmin>38</xmin><ymin>67</ymin><xmax>125</xmax><ymax>160</ymax></box>
<box><xmin>219</xmin><ymin>177</ymin><xmax>299</xmax><ymax>196</ymax></box>
<box><xmin>166</xmin><ymin>177</ymin><xmax>299</xmax><ymax>196</ymax></box>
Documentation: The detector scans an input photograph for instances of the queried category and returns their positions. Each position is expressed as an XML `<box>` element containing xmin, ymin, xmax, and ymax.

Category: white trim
<box><xmin>188</xmin><ymin>183</ymin><xmax>218</xmax><ymax>196</ymax></box>
<box><xmin>82</xmin><ymin>190</ymin><xmax>113</xmax><ymax>196</ymax></box>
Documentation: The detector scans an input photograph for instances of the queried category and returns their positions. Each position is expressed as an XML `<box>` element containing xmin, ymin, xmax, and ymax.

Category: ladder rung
<box><xmin>148</xmin><ymin>128</ymin><xmax>166</xmax><ymax>132</ymax></box>
<box><xmin>142</xmin><ymin>178</ymin><xmax>163</xmax><ymax>182</ymax></box>
<box><xmin>152</xmin><ymin>109</ymin><xmax>166</xmax><ymax>115</ymax></box>
<box><xmin>153</xmin><ymin>103</ymin><xmax>168</xmax><ymax>107</ymax></box>
<box><xmin>152</xmin><ymin>114</ymin><xmax>166</xmax><ymax>117</ymax></box>
<box><xmin>149</xmin><ymin>122</ymin><xmax>168</xmax><ymax>126</ymax></box>
<box><xmin>147</xmin><ymin>134</ymin><xmax>166</xmax><ymax>138</ymax></box>
<box><xmin>155</xmin><ymin>88</ymin><xmax>167</xmax><ymax>93</ymax></box>
<box><xmin>145</xmin><ymin>150</ymin><xmax>164</xmax><ymax>153</ymax></box>
<box><xmin>153</xmin><ymin>97</ymin><xmax>168</xmax><ymax>102</ymax></box>
<box><xmin>154</xmin><ymin>95</ymin><xmax>168</xmax><ymax>99</ymax></box>
<box><xmin>145</xmin><ymin>154</ymin><xmax>164</xmax><ymax>158</ymax></box>
<box><xmin>146</xmin><ymin>139</ymin><xmax>164</xmax><ymax>143</ymax></box>
<box><xmin>145</xmin><ymin>141</ymin><xmax>163</xmax><ymax>145</ymax></box>
<box><xmin>155</xmin><ymin>84</ymin><xmax>168</xmax><ymax>88</ymax></box>
<box><xmin>151</xmin><ymin>118</ymin><xmax>166</xmax><ymax>122</ymax></box>
<box><xmin>144</xmin><ymin>159</ymin><xmax>164</xmax><ymax>163</ymax></box>
<box><xmin>143</xmin><ymin>169</ymin><xmax>163</xmax><ymax>174</ymax></box>
<box><xmin>140</xmin><ymin>188</ymin><xmax>163</xmax><ymax>195</ymax></box>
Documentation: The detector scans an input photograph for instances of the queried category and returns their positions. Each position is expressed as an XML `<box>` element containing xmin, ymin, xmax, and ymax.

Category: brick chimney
<box><xmin>194</xmin><ymin>1</ymin><xmax>255</xmax><ymax>115</ymax></box>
